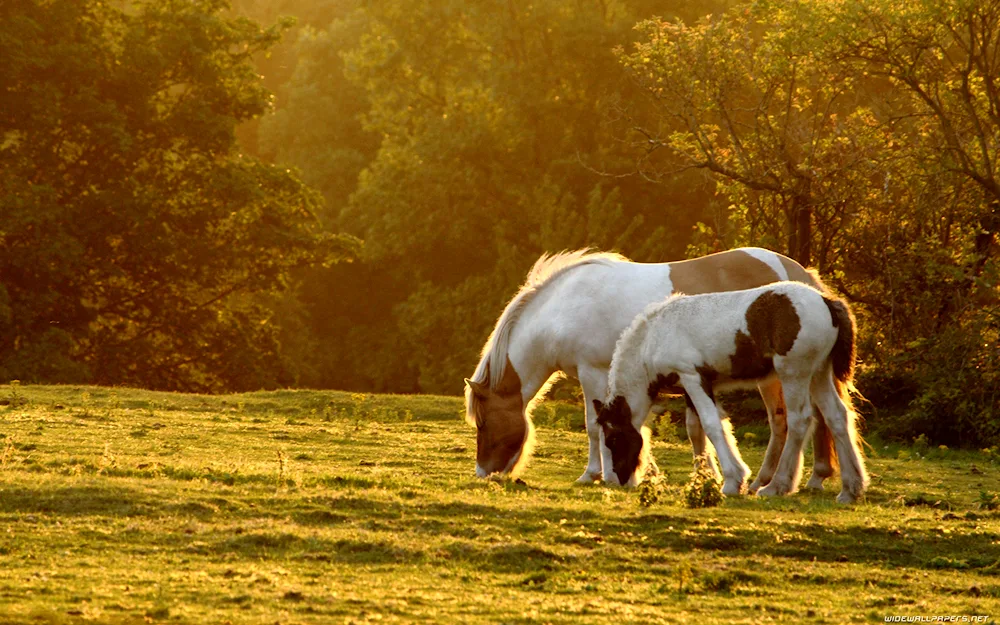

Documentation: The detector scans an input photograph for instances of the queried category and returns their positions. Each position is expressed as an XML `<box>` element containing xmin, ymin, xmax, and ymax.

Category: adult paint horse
<box><xmin>464</xmin><ymin>248</ymin><xmax>836</xmax><ymax>490</ymax></box>
<box><xmin>593</xmin><ymin>282</ymin><xmax>869</xmax><ymax>503</ymax></box>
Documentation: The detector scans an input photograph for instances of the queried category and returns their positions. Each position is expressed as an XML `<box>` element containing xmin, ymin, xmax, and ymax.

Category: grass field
<box><xmin>0</xmin><ymin>383</ymin><xmax>998</xmax><ymax>624</ymax></box>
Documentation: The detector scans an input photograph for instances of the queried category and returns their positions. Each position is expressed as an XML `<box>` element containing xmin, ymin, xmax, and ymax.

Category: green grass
<box><xmin>0</xmin><ymin>384</ymin><xmax>998</xmax><ymax>624</ymax></box>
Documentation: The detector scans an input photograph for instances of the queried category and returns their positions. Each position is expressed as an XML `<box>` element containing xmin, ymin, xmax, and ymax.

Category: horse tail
<box><xmin>822</xmin><ymin>295</ymin><xmax>856</xmax><ymax>386</ymax></box>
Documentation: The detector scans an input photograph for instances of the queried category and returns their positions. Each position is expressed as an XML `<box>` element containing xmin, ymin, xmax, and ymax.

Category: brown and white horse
<box><xmin>593</xmin><ymin>282</ymin><xmax>869</xmax><ymax>503</ymax></box>
<box><xmin>465</xmin><ymin>248</ymin><xmax>839</xmax><ymax>489</ymax></box>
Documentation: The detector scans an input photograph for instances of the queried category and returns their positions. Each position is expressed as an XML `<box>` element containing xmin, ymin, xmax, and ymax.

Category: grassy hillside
<box><xmin>0</xmin><ymin>384</ymin><xmax>998</xmax><ymax>624</ymax></box>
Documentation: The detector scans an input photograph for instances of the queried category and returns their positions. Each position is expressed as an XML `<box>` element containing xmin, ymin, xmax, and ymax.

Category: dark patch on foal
<box><xmin>592</xmin><ymin>396</ymin><xmax>644</xmax><ymax>485</ymax></box>
<box><xmin>647</xmin><ymin>372</ymin><xmax>680</xmax><ymax>400</ymax></box>
<box><xmin>695</xmin><ymin>365</ymin><xmax>718</xmax><ymax>402</ymax></box>
<box><xmin>731</xmin><ymin>331</ymin><xmax>775</xmax><ymax>379</ymax></box>
<box><xmin>730</xmin><ymin>291</ymin><xmax>801</xmax><ymax>379</ymax></box>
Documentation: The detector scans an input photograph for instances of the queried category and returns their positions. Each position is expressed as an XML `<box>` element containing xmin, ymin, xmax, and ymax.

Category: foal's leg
<box><xmin>682</xmin><ymin>376</ymin><xmax>750</xmax><ymax>495</ymax></box>
<box><xmin>749</xmin><ymin>379</ymin><xmax>786</xmax><ymax>493</ymax></box>
<box><xmin>577</xmin><ymin>365</ymin><xmax>609</xmax><ymax>483</ymax></box>
<box><xmin>811</xmin><ymin>368</ymin><xmax>869</xmax><ymax>504</ymax></box>
<box><xmin>756</xmin><ymin>376</ymin><xmax>812</xmax><ymax>497</ymax></box>
<box><xmin>684</xmin><ymin>393</ymin><xmax>721</xmax><ymax>480</ymax></box>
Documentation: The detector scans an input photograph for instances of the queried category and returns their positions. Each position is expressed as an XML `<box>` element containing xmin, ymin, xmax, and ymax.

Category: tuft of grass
<box><xmin>978</xmin><ymin>490</ymin><xmax>1000</xmax><ymax>511</ymax></box>
<box><xmin>684</xmin><ymin>458</ymin><xmax>724</xmax><ymax>508</ymax></box>
<box><xmin>637</xmin><ymin>476</ymin><xmax>664</xmax><ymax>508</ymax></box>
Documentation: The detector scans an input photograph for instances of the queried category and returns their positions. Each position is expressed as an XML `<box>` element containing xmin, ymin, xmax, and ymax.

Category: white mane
<box><xmin>465</xmin><ymin>249</ymin><xmax>628</xmax><ymax>419</ymax></box>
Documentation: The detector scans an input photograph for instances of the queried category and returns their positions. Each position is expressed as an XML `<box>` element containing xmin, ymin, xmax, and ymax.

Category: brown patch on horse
<box><xmin>730</xmin><ymin>291</ymin><xmax>801</xmax><ymax>380</ymax></box>
<box><xmin>494</xmin><ymin>355</ymin><xmax>523</xmax><ymax>395</ymax></box>
<box><xmin>647</xmin><ymin>372</ymin><xmax>681</xmax><ymax>400</ymax></box>
<box><xmin>474</xmin><ymin>356</ymin><xmax>527</xmax><ymax>475</ymax></box>
<box><xmin>669</xmin><ymin>249</ymin><xmax>784</xmax><ymax>295</ymax></box>
<box><xmin>776</xmin><ymin>255</ymin><xmax>817</xmax><ymax>287</ymax></box>
<box><xmin>746</xmin><ymin>291</ymin><xmax>801</xmax><ymax>355</ymax></box>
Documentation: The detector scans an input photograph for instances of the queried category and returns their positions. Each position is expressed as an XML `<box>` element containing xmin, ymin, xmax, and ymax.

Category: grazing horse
<box><xmin>593</xmin><ymin>282</ymin><xmax>869</xmax><ymax>503</ymax></box>
<box><xmin>464</xmin><ymin>248</ymin><xmax>837</xmax><ymax>490</ymax></box>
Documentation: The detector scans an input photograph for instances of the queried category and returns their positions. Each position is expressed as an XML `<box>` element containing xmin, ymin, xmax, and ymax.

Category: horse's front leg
<box><xmin>682</xmin><ymin>375</ymin><xmax>750</xmax><ymax>495</ymax></box>
<box><xmin>684</xmin><ymin>393</ymin><xmax>721</xmax><ymax>480</ymax></box>
<box><xmin>576</xmin><ymin>365</ymin><xmax>609</xmax><ymax>483</ymax></box>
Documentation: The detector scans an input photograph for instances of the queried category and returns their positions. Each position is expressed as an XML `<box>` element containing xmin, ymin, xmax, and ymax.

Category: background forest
<box><xmin>2</xmin><ymin>0</ymin><xmax>998</xmax><ymax>446</ymax></box>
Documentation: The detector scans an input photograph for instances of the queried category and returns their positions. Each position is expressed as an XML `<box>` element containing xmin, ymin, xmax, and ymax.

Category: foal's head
<box><xmin>465</xmin><ymin>358</ymin><xmax>532</xmax><ymax>478</ymax></box>
<box><xmin>592</xmin><ymin>396</ymin><xmax>644</xmax><ymax>486</ymax></box>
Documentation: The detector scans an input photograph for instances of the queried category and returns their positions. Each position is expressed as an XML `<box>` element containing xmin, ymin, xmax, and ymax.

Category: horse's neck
<box><xmin>608</xmin><ymin>321</ymin><xmax>653</xmax><ymax>402</ymax></box>
<box><xmin>505</xmin><ymin>340</ymin><xmax>557</xmax><ymax>403</ymax></box>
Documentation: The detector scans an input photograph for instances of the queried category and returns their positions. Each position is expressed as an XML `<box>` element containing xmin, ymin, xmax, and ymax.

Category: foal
<box><xmin>593</xmin><ymin>282</ymin><xmax>868</xmax><ymax>504</ymax></box>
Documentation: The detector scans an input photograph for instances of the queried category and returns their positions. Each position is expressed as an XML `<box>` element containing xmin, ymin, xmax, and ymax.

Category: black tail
<box><xmin>823</xmin><ymin>296</ymin><xmax>856</xmax><ymax>384</ymax></box>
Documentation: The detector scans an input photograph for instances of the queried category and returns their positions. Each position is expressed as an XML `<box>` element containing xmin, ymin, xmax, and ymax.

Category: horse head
<box><xmin>465</xmin><ymin>357</ymin><xmax>531</xmax><ymax>478</ymax></box>
<box><xmin>592</xmin><ymin>396</ymin><xmax>644</xmax><ymax>486</ymax></box>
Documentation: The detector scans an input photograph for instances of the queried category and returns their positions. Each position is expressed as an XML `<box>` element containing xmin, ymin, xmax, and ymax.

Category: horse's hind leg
<box><xmin>811</xmin><ymin>368</ymin><xmax>869</xmax><ymax>504</ymax></box>
<box><xmin>685</xmin><ymin>393</ymin><xmax>721</xmax><ymax>480</ymax></box>
<box><xmin>749</xmin><ymin>379</ymin><xmax>786</xmax><ymax>493</ymax></box>
<box><xmin>757</xmin><ymin>376</ymin><xmax>811</xmax><ymax>497</ymax></box>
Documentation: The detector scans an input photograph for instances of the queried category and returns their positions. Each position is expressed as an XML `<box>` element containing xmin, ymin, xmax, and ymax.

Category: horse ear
<box><xmin>465</xmin><ymin>378</ymin><xmax>490</xmax><ymax>400</ymax></box>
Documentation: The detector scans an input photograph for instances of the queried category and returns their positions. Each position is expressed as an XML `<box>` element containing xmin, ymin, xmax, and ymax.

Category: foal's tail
<box><xmin>822</xmin><ymin>294</ymin><xmax>865</xmax><ymax>472</ymax></box>
<box><xmin>823</xmin><ymin>295</ymin><xmax>856</xmax><ymax>387</ymax></box>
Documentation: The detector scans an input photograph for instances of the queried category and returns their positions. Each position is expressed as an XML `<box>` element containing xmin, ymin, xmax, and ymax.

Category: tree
<box><xmin>0</xmin><ymin>0</ymin><xmax>357</xmax><ymax>390</ymax></box>
<box><xmin>615</xmin><ymin>0</ymin><xmax>888</xmax><ymax>268</ymax></box>
<box><xmin>836</xmin><ymin>0</ymin><xmax>1000</xmax><ymax>287</ymax></box>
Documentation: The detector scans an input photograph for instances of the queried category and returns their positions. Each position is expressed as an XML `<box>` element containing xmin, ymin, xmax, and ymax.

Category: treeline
<box><xmin>1</xmin><ymin>0</ymin><xmax>998</xmax><ymax>445</ymax></box>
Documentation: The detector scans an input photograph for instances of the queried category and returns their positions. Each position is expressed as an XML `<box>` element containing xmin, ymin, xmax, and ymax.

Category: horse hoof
<box><xmin>805</xmin><ymin>474</ymin><xmax>826</xmax><ymax>491</ymax></box>
<box><xmin>722</xmin><ymin>481</ymin><xmax>744</xmax><ymax>496</ymax></box>
<box><xmin>836</xmin><ymin>491</ymin><xmax>857</xmax><ymax>504</ymax></box>
<box><xmin>747</xmin><ymin>479</ymin><xmax>765</xmax><ymax>494</ymax></box>
<box><xmin>757</xmin><ymin>483</ymin><xmax>781</xmax><ymax>497</ymax></box>
<box><xmin>576</xmin><ymin>471</ymin><xmax>602</xmax><ymax>484</ymax></box>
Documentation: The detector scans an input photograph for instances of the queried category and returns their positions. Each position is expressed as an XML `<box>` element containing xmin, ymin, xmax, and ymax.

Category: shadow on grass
<box><xmin>0</xmin><ymin>484</ymin><xmax>155</xmax><ymax>517</ymax></box>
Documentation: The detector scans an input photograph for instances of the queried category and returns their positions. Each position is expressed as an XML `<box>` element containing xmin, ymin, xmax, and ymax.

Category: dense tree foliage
<box><xmin>241</xmin><ymin>0</ymin><xmax>726</xmax><ymax>392</ymax></box>
<box><xmin>3</xmin><ymin>0</ymin><xmax>998</xmax><ymax>444</ymax></box>
<box><xmin>0</xmin><ymin>0</ymin><xmax>357</xmax><ymax>391</ymax></box>
<box><xmin>617</xmin><ymin>0</ymin><xmax>999</xmax><ymax>444</ymax></box>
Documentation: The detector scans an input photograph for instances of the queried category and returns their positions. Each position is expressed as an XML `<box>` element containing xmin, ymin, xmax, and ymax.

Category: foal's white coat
<box><xmin>601</xmin><ymin>282</ymin><xmax>869</xmax><ymax>503</ymax></box>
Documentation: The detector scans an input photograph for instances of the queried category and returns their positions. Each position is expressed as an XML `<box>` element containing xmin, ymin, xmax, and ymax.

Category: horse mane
<box><xmin>465</xmin><ymin>249</ymin><xmax>629</xmax><ymax>422</ymax></box>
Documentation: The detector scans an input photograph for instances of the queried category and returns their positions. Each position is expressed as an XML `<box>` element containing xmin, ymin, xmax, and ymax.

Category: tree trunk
<box><xmin>786</xmin><ymin>192</ymin><xmax>812</xmax><ymax>267</ymax></box>
<box><xmin>795</xmin><ymin>203</ymin><xmax>812</xmax><ymax>267</ymax></box>
<box><xmin>971</xmin><ymin>199</ymin><xmax>999</xmax><ymax>281</ymax></box>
